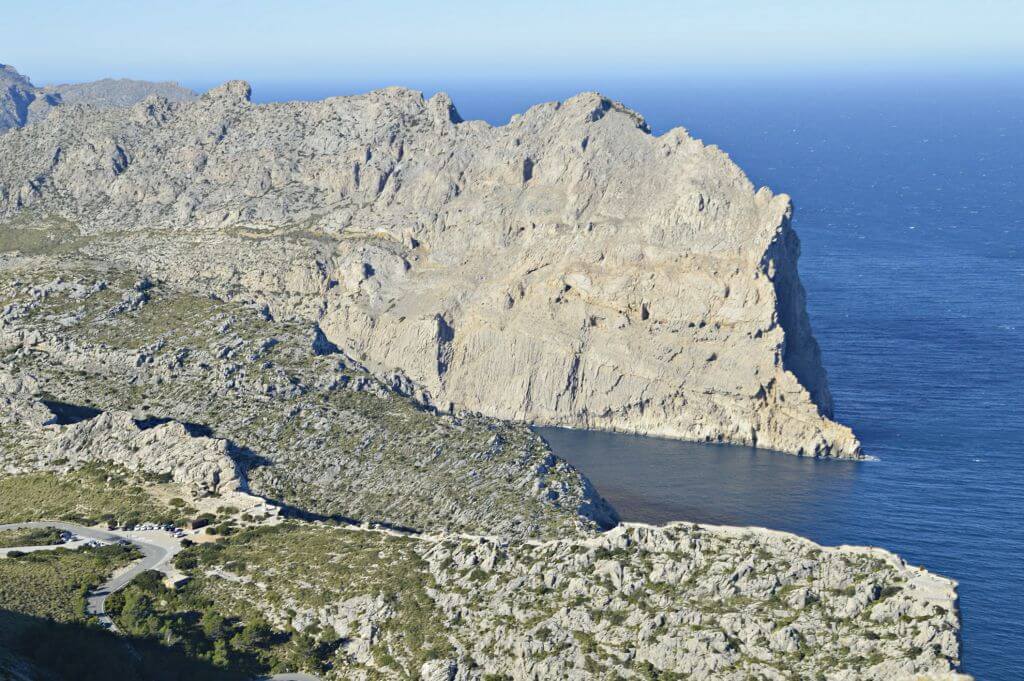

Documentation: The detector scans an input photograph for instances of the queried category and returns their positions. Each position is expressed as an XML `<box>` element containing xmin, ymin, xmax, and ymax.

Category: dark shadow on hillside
<box><xmin>134</xmin><ymin>416</ymin><xmax>215</xmax><ymax>438</ymax></box>
<box><xmin>41</xmin><ymin>400</ymin><xmax>102</xmax><ymax>425</ymax></box>
<box><xmin>0</xmin><ymin>609</ymin><xmax>247</xmax><ymax>680</ymax></box>
<box><xmin>225</xmin><ymin>443</ymin><xmax>273</xmax><ymax>472</ymax></box>
<box><xmin>258</xmin><ymin>495</ymin><xmax>421</xmax><ymax>536</ymax></box>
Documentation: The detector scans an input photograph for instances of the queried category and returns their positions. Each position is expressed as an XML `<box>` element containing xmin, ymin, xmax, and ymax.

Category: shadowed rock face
<box><xmin>0</xmin><ymin>80</ymin><xmax>860</xmax><ymax>457</ymax></box>
<box><xmin>0</xmin><ymin>63</ymin><xmax>195</xmax><ymax>133</ymax></box>
<box><xmin>0</xmin><ymin>65</ymin><xmax>40</xmax><ymax>132</ymax></box>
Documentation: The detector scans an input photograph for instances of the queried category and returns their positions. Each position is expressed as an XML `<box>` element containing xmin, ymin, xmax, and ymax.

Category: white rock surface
<box><xmin>0</xmin><ymin>82</ymin><xmax>859</xmax><ymax>457</ymax></box>
<box><xmin>42</xmin><ymin>410</ymin><xmax>243</xmax><ymax>494</ymax></box>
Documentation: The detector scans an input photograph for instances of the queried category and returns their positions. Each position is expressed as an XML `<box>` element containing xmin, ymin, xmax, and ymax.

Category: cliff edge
<box><xmin>0</xmin><ymin>82</ymin><xmax>860</xmax><ymax>457</ymax></box>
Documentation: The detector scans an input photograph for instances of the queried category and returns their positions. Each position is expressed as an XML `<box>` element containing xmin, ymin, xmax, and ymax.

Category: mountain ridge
<box><xmin>0</xmin><ymin>77</ymin><xmax>860</xmax><ymax>457</ymax></box>
<box><xmin>0</xmin><ymin>63</ymin><xmax>195</xmax><ymax>133</ymax></box>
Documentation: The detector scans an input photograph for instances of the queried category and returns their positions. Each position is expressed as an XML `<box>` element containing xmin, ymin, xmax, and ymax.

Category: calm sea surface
<box><xmin>255</xmin><ymin>76</ymin><xmax>1024</xmax><ymax>680</ymax></box>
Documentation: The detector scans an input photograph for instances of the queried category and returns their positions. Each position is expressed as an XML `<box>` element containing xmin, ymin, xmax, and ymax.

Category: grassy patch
<box><xmin>0</xmin><ymin>213</ymin><xmax>89</xmax><ymax>255</ymax></box>
<box><xmin>0</xmin><ymin>526</ymin><xmax>64</xmax><ymax>548</ymax></box>
<box><xmin>0</xmin><ymin>465</ymin><xmax>169</xmax><ymax>526</ymax></box>
<box><xmin>174</xmin><ymin>523</ymin><xmax>454</xmax><ymax>675</ymax></box>
<box><xmin>0</xmin><ymin>543</ymin><xmax>138</xmax><ymax>621</ymax></box>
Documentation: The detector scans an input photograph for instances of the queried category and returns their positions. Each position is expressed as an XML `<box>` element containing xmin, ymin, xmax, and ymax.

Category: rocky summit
<box><xmin>0</xmin><ymin>63</ymin><xmax>195</xmax><ymax>133</ymax></box>
<box><xmin>0</xmin><ymin>80</ymin><xmax>859</xmax><ymax>457</ymax></box>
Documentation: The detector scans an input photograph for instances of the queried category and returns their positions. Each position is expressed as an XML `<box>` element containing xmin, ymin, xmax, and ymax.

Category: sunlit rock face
<box><xmin>0</xmin><ymin>62</ymin><xmax>195</xmax><ymax>133</ymax></box>
<box><xmin>0</xmin><ymin>82</ymin><xmax>859</xmax><ymax>457</ymax></box>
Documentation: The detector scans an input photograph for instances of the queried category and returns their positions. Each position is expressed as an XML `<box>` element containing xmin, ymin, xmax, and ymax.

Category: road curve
<box><xmin>1</xmin><ymin>521</ymin><xmax>322</xmax><ymax>678</ymax></box>
<box><xmin>0</xmin><ymin>521</ymin><xmax>173</xmax><ymax>630</ymax></box>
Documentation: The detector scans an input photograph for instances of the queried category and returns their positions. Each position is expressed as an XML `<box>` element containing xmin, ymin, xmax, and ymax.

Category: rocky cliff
<box><xmin>0</xmin><ymin>63</ymin><xmax>195</xmax><ymax>133</ymax></box>
<box><xmin>0</xmin><ymin>81</ymin><xmax>860</xmax><ymax>457</ymax></box>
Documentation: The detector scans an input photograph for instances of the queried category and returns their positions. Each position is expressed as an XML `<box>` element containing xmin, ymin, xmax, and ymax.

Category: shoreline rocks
<box><xmin>188</xmin><ymin>520</ymin><xmax>963</xmax><ymax>680</ymax></box>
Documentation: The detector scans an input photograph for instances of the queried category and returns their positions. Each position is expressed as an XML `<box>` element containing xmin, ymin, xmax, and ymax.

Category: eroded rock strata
<box><xmin>0</xmin><ymin>82</ymin><xmax>859</xmax><ymax>457</ymax></box>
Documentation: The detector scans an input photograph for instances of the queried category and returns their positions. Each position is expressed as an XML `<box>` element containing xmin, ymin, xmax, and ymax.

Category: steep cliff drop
<box><xmin>0</xmin><ymin>82</ymin><xmax>860</xmax><ymax>457</ymax></box>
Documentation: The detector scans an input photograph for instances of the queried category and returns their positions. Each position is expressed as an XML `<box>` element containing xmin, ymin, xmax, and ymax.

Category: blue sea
<box><xmin>250</xmin><ymin>75</ymin><xmax>1024</xmax><ymax>680</ymax></box>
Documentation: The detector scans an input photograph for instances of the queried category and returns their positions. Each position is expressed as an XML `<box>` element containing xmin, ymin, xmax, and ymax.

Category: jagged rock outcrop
<box><xmin>43</xmin><ymin>410</ymin><xmax>244</xmax><ymax>494</ymax></box>
<box><xmin>0</xmin><ymin>270</ymin><xmax>618</xmax><ymax>537</ymax></box>
<box><xmin>0</xmin><ymin>81</ymin><xmax>859</xmax><ymax>457</ymax></box>
<box><xmin>192</xmin><ymin>521</ymin><xmax>964</xmax><ymax>680</ymax></box>
<box><xmin>0</xmin><ymin>370</ymin><xmax>54</xmax><ymax>427</ymax></box>
<box><xmin>0</xmin><ymin>63</ymin><xmax>195</xmax><ymax>133</ymax></box>
<box><xmin>0</xmin><ymin>369</ymin><xmax>242</xmax><ymax>494</ymax></box>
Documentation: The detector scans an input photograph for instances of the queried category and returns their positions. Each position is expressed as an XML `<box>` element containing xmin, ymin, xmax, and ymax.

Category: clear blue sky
<box><xmin>4</xmin><ymin>0</ymin><xmax>1023</xmax><ymax>88</ymax></box>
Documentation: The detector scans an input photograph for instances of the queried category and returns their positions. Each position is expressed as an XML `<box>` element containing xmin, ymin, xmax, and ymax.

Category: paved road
<box><xmin>1</xmin><ymin>521</ymin><xmax>322</xmax><ymax>678</ymax></box>
<box><xmin>0</xmin><ymin>521</ymin><xmax>174</xmax><ymax>631</ymax></box>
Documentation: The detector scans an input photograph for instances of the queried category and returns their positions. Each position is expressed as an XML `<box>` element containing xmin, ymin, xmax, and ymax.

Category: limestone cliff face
<box><xmin>0</xmin><ymin>81</ymin><xmax>860</xmax><ymax>457</ymax></box>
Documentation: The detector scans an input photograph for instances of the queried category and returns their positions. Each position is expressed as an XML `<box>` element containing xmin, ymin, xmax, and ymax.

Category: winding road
<box><xmin>1</xmin><ymin>521</ymin><xmax>322</xmax><ymax>679</ymax></box>
<box><xmin>0</xmin><ymin>521</ymin><xmax>176</xmax><ymax>630</ymax></box>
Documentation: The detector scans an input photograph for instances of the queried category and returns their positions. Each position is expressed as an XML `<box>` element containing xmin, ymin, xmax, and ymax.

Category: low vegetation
<box><xmin>0</xmin><ymin>543</ymin><xmax>137</xmax><ymax>621</ymax></box>
<box><xmin>106</xmin><ymin>569</ymin><xmax>326</xmax><ymax>677</ymax></box>
<box><xmin>0</xmin><ymin>212</ymin><xmax>89</xmax><ymax>256</ymax></box>
<box><xmin>0</xmin><ymin>526</ymin><xmax>64</xmax><ymax>548</ymax></box>
<box><xmin>0</xmin><ymin>464</ymin><xmax>170</xmax><ymax>527</ymax></box>
<box><xmin>181</xmin><ymin>523</ymin><xmax>453</xmax><ymax>675</ymax></box>
<box><xmin>0</xmin><ymin>609</ymin><xmax>251</xmax><ymax>681</ymax></box>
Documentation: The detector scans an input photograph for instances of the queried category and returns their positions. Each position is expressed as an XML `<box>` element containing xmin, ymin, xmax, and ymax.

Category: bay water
<box><xmin>254</xmin><ymin>75</ymin><xmax>1024</xmax><ymax>679</ymax></box>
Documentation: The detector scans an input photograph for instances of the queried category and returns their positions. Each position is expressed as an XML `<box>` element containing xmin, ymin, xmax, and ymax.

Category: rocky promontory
<box><xmin>0</xmin><ymin>81</ymin><xmax>859</xmax><ymax>457</ymax></box>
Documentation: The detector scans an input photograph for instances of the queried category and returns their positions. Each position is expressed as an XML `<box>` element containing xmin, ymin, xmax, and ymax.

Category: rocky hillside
<box><xmin>0</xmin><ymin>79</ymin><xmax>858</xmax><ymax>458</ymax></box>
<box><xmin>0</xmin><ymin>205</ymin><xmax>962</xmax><ymax>679</ymax></box>
<box><xmin>0</xmin><ymin>260</ymin><xmax>617</xmax><ymax>538</ymax></box>
<box><xmin>0</xmin><ymin>63</ymin><xmax>195</xmax><ymax>133</ymax></box>
<box><xmin>150</xmin><ymin>520</ymin><xmax>963</xmax><ymax>680</ymax></box>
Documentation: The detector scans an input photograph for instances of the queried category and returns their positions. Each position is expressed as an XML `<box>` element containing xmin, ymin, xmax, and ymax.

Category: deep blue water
<box><xmin>253</xmin><ymin>76</ymin><xmax>1024</xmax><ymax>680</ymax></box>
